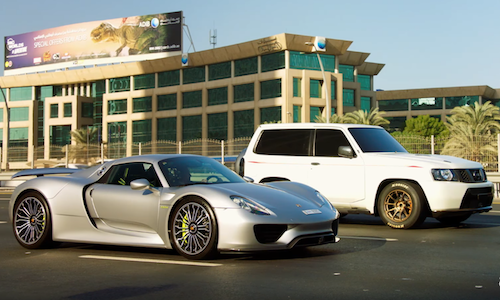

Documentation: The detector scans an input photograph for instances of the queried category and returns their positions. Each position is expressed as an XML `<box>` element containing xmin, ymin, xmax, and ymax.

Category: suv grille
<box><xmin>460</xmin><ymin>187</ymin><xmax>493</xmax><ymax>209</ymax></box>
<box><xmin>456</xmin><ymin>169</ymin><xmax>486</xmax><ymax>183</ymax></box>
<box><xmin>254</xmin><ymin>224</ymin><xmax>287</xmax><ymax>243</ymax></box>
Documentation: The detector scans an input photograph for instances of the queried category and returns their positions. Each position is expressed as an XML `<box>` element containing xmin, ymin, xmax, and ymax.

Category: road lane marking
<box><xmin>79</xmin><ymin>255</ymin><xmax>222</xmax><ymax>267</ymax></box>
<box><xmin>0</xmin><ymin>221</ymin><xmax>6</xmax><ymax>224</ymax></box>
<box><xmin>339</xmin><ymin>236</ymin><xmax>398</xmax><ymax>242</ymax></box>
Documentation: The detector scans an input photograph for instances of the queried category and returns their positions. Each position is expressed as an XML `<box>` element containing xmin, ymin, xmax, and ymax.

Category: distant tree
<box><xmin>71</xmin><ymin>127</ymin><xmax>99</xmax><ymax>144</ymax></box>
<box><xmin>342</xmin><ymin>107</ymin><xmax>390</xmax><ymax>127</ymax></box>
<box><xmin>314</xmin><ymin>114</ymin><xmax>344</xmax><ymax>123</ymax></box>
<box><xmin>403</xmin><ymin>115</ymin><xmax>448</xmax><ymax>137</ymax></box>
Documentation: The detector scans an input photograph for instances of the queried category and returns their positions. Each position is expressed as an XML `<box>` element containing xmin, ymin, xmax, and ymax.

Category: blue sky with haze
<box><xmin>1</xmin><ymin>0</ymin><xmax>498</xmax><ymax>91</ymax></box>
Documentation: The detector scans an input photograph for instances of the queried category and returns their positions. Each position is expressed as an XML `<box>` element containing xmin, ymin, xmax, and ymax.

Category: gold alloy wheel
<box><xmin>384</xmin><ymin>189</ymin><xmax>413</xmax><ymax>222</ymax></box>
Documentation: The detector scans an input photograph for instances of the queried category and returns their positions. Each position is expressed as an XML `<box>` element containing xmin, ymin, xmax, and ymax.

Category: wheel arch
<box><xmin>373</xmin><ymin>179</ymin><xmax>431</xmax><ymax>217</ymax></box>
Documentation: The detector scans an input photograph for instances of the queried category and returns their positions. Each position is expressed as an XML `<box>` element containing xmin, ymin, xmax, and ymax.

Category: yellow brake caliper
<box><xmin>181</xmin><ymin>214</ymin><xmax>189</xmax><ymax>246</ymax></box>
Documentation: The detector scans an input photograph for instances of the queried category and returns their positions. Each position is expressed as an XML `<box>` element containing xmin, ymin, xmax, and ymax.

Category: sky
<box><xmin>1</xmin><ymin>0</ymin><xmax>499</xmax><ymax>91</ymax></box>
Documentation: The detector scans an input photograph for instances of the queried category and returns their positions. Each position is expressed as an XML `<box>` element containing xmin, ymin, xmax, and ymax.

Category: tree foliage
<box><xmin>342</xmin><ymin>107</ymin><xmax>390</xmax><ymax>126</ymax></box>
<box><xmin>314</xmin><ymin>114</ymin><xmax>344</xmax><ymax>123</ymax></box>
<box><xmin>403</xmin><ymin>115</ymin><xmax>448</xmax><ymax>137</ymax></box>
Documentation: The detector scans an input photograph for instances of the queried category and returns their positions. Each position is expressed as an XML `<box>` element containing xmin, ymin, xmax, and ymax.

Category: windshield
<box><xmin>348</xmin><ymin>128</ymin><xmax>408</xmax><ymax>153</ymax></box>
<box><xmin>159</xmin><ymin>156</ymin><xmax>245</xmax><ymax>187</ymax></box>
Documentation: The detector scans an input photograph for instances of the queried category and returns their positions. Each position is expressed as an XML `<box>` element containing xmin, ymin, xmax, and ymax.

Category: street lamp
<box><xmin>305</xmin><ymin>42</ymin><xmax>330</xmax><ymax>123</ymax></box>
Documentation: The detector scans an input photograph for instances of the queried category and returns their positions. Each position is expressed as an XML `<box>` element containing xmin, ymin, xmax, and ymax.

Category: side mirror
<box><xmin>243</xmin><ymin>176</ymin><xmax>254</xmax><ymax>183</ymax></box>
<box><xmin>338</xmin><ymin>146</ymin><xmax>355</xmax><ymax>158</ymax></box>
<box><xmin>130</xmin><ymin>179</ymin><xmax>160</xmax><ymax>195</ymax></box>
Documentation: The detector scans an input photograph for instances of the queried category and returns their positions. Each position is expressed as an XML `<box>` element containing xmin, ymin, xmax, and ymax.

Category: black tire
<box><xmin>13</xmin><ymin>192</ymin><xmax>54</xmax><ymax>249</ymax></box>
<box><xmin>169</xmin><ymin>197</ymin><xmax>218</xmax><ymax>260</ymax></box>
<box><xmin>378</xmin><ymin>181</ymin><xmax>426</xmax><ymax>229</ymax></box>
<box><xmin>436</xmin><ymin>213</ymin><xmax>472</xmax><ymax>225</ymax></box>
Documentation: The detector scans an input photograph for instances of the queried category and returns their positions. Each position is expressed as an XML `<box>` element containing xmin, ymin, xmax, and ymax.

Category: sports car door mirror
<box><xmin>130</xmin><ymin>179</ymin><xmax>160</xmax><ymax>195</ymax></box>
<box><xmin>243</xmin><ymin>176</ymin><xmax>254</xmax><ymax>183</ymax></box>
<box><xmin>338</xmin><ymin>146</ymin><xmax>355</xmax><ymax>158</ymax></box>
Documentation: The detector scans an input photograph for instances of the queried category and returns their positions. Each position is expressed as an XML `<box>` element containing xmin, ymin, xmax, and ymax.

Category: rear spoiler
<box><xmin>11</xmin><ymin>168</ymin><xmax>80</xmax><ymax>179</ymax></box>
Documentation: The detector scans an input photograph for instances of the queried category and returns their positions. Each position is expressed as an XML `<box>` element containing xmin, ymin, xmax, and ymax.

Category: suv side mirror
<box><xmin>338</xmin><ymin>146</ymin><xmax>355</xmax><ymax>158</ymax></box>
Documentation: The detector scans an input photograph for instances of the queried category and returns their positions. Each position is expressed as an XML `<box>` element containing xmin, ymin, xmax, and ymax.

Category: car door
<box><xmin>86</xmin><ymin>162</ymin><xmax>162</xmax><ymax>233</ymax></box>
<box><xmin>309</xmin><ymin>129</ymin><xmax>365</xmax><ymax>204</ymax></box>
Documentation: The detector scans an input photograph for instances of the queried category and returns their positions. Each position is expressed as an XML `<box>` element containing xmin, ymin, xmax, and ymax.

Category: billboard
<box><xmin>4</xmin><ymin>11</ymin><xmax>182</xmax><ymax>76</ymax></box>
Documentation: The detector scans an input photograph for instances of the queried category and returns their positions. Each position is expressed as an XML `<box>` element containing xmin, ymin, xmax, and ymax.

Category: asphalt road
<box><xmin>1</xmin><ymin>192</ymin><xmax>499</xmax><ymax>300</ymax></box>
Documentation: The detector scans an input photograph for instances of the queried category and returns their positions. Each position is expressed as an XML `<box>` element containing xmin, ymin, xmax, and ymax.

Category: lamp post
<box><xmin>305</xmin><ymin>42</ymin><xmax>330</xmax><ymax>123</ymax></box>
<box><xmin>0</xmin><ymin>86</ymin><xmax>9</xmax><ymax>171</ymax></box>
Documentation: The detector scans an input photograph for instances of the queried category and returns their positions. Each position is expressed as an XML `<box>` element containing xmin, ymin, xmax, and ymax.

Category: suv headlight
<box><xmin>431</xmin><ymin>169</ymin><xmax>458</xmax><ymax>181</ymax></box>
<box><xmin>230</xmin><ymin>196</ymin><xmax>271</xmax><ymax>215</ymax></box>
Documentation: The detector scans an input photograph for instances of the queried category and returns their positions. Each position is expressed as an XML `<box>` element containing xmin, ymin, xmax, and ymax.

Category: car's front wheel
<box><xmin>169</xmin><ymin>197</ymin><xmax>218</xmax><ymax>260</ymax></box>
<box><xmin>13</xmin><ymin>192</ymin><xmax>54</xmax><ymax>249</ymax></box>
<box><xmin>378</xmin><ymin>181</ymin><xmax>426</xmax><ymax>229</ymax></box>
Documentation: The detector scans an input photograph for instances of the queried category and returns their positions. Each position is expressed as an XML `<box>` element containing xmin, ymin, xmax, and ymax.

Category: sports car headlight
<box><xmin>431</xmin><ymin>169</ymin><xmax>457</xmax><ymax>181</ymax></box>
<box><xmin>230</xmin><ymin>196</ymin><xmax>271</xmax><ymax>215</ymax></box>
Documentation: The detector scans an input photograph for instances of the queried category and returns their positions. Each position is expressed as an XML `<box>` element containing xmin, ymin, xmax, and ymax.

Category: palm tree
<box><xmin>441</xmin><ymin>101</ymin><xmax>500</xmax><ymax>164</ymax></box>
<box><xmin>314</xmin><ymin>114</ymin><xmax>344</xmax><ymax>123</ymax></box>
<box><xmin>70</xmin><ymin>127</ymin><xmax>99</xmax><ymax>144</ymax></box>
<box><xmin>63</xmin><ymin>127</ymin><xmax>100</xmax><ymax>164</ymax></box>
<box><xmin>342</xmin><ymin>107</ymin><xmax>390</xmax><ymax>126</ymax></box>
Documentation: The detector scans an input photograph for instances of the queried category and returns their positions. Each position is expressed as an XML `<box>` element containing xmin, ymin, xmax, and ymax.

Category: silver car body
<box><xmin>9</xmin><ymin>154</ymin><xmax>339</xmax><ymax>255</ymax></box>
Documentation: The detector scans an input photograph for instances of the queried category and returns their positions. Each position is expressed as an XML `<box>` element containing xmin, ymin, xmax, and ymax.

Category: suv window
<box><xmin>314</xmin><ymin>129</ymin><xmax>352</xmax><ymax>157</ymax></box>
<box><xmin>255</xmin><ymin>129</ymin><xmax>312</xmax><ymax>156</ymax></box>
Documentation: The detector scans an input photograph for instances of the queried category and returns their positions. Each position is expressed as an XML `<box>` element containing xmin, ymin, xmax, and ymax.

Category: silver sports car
<box><xmin>9</xmin><ymin>154</ymin><xmax>340</xmax><ymax>260</ymax></box>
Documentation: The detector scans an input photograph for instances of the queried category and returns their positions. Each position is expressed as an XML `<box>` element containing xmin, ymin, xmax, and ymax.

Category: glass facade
<box><xmin>132</xmin><ymin>119</ymin><xmax>152</xmax><ymax>143</ymax></box>
<box><xmin>234</xmin><ymin>83</ymin><xmax>254</xmax><ymax>103</ymax></box>
<box><xmin>411</xmin><ymin>97</ymin><xmax>443</xmax><ymax>110</ymax></box>
<box><xmin>361</xmin><ymin>97</ymin><xmax>371</xmax><ymax>112</ymax></box>
<box><xmin>183</xmin><ymin>67</ymin><xmax>205</xmax><ymax>84</ymax></box>
<box><xmin>109</xmin><ymin>77</ymin><xmax>131</xmax><ymax>93</ymax></box>
<box><xmin>310</xmin><ymin>106</ymin><xmax>321</xmax><ymax>122</ymax></box>
<box><xmin>310</xmin><ymin>79</ymin><xmax>322</xmax><ymax>98</ymax></box>
<box><xmin>445</xmin><ymin>96</ymin><xmax>479</xmax><ymax>109</ymax></box>
<box><xmin>0</xmin><ymin>108</ymin><xmax>3</xmax><ymax>122</ymax></box>
<box><xmin>343</xmin><ymin>89</ymin><xmax>354</xmax><ymax>106</ymax></box>
<box><xmin>133</xmin><ymin>96</ymin><xmax>152</xmax><ymax>113</ymax></box>
<box><xmin>157</xmin><ymin>117</ymin><xmax>176</xmax><ymax>141</ymax></box>
<box><xmin>209</xmin><ymin>62</ymin><xmax>231</xmax><ymax>81</ymax></box>
<box><xmin>378</xmin><ymin>99</ymin><xmax>408</xmax><ymax>111</ymax></box>
<box><xmin>182</xmin><ymin>115</ymin><xmax>202</xmax><ymax>140</ymax></box>
<box><xmin>50</xmin><ymin>104</ymin><xmax>58</xmax><ymax>118</ymax></box>
<box><xmin>293</xmin><ymin>105</ymin><xmax>301</xmax><ymax>123</ymax></box>
<box><xmin>261</xmin><ymin>52</ymin><xmax>285</xmax><ymax>72</ymax></box>
<box><xmin>108</xmin><ymin>121</ymin><xmax>127</xmax><ymax>144</ymax></box>
<box><xmin>182</xmin><ymin>90</ymin><xmax>202</xmax><ymax>108</ymax></box>
<box><xmin>82</xmin><ymin>102</ymin><xmax>93</xmax><ymax>118</ymax></box>
<box><xmin>289</xmin><ymin>51</ymin><xmax>336</xmax><ymax>72</ymax></box>
<box><xmin>11</xmin><ymin>107</ymin><xmax>30</xmax><ymax>121</ymax></box>
<box><xmin>0</xmin><ymin>88</ymin><xmax>6</xmax><ymax>102</ymax></box>
<box><xmin>158</xmin><ymin>70</ymin><xmax>180</xmax><ymax>87</ymax></box>
<box><xmin>234</xmin><ymin>57</ymin><xmax>258</xmax><ymax>77</ymax></box>
<box><xmin>208</xmin><ymin>87</ymin><xmax>228</xmax><ymax>106</ymax></box>
<box><xmin>339</xmin><ymin>65</ymin><xmax>354</xmax><ymax>82</ymax></box>
<box><xmin>134</xmin><ymin>74</ymin><xmax>155</xmax><ymax>90</ymax></box>
<box><xmin>358</xmin><ymin>74</ymin><xmax>371</xmax><ymax>91</ymax></box>
<box><xmin>50</xmin><ymin>125</ymin><xmax>71</xmax><ymax>145</ymax></box>
<box><xmin>386</xmin><ymin>117</ymin><xmax>407</xmax><ymax>132</ymax></box>
<box><xmin>64</xmin><ymin>103</ymin><xmax>72</xmax><ymax>117</ymax></box>
<box><xmin>293</xmin><ymin>78</ymin><xmax>301</xmax><ymax>97</ymax></box>
<box><xmin>208</xmin><ymin>112</ymin><xmax>228</xmax><ymax>140</ymax></box>
<box><xmin>260</xmin><ymin>106</ymin><xmax>281</xmax><ymax>124</ymax></box>
<box><xmin>108</xmin><ymin>99</ymin><xmax>127</xmax><ymax>115</ymax></box>
<box><xmin>10</xmin><ymin>87</ymin><xmax>32</xmax><ymax>101</ymax></box>
<box><xmin>158</xmin><ymin>93</ymin><xmax>177</xmax><ymax>111</ymax></box>
<box><xmin>260</xmin><ymin>79</ymin><xmax>281</xmax><ymax>99</ymax></box>
<box><xmin>234</xmin><ymin>109</ymin><xmax>254</xmax><ymax>138</ymax></box>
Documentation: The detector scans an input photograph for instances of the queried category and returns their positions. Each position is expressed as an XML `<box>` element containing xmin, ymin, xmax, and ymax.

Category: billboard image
<box><xmin>4</xmin><ymin>11</ymin><xmax>182</xmax><ymax>75</ymax></box>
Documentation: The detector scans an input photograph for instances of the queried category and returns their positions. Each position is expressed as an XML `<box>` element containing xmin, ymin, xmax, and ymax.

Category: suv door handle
<box><xmin>311</xmin><ymin>162</ymin><xmax>320</xmax><ymax>166</ymax></box>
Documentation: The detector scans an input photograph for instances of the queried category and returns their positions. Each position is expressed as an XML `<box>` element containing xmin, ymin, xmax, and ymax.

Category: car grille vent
<box><xmin>456</xmin><ymin>169</ymin><xmax>486</xmax><ymax>183</ymax></box>
<box><xmin>254</xmin><ymin>224</ymin><xmax>287</xmax><ymax>243</ymax></box>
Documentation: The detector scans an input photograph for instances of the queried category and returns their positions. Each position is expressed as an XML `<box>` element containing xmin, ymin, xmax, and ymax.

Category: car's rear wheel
<box><xmin>170</xmin><ymin>197</ymin><xmax>218</xmax><ymax>260</ymax></box>
<box><xmin>378</xmin><ymin>181</ymin><xmax>426</xmax><ymax>229</ymax></box>
<box><xmin>13</xmin><ymin>192</ymin><xmax>54</xmax><ymax>249</ymax></box>
<box><xmin>436</xmin><ymin>213</ymin><xmax>472</xmax><ymax>225</ymax></box>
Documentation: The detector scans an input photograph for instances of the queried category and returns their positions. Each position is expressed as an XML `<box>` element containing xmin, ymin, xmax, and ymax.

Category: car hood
<box><xmin>363</xmin><ymin>152</ymin><xmax>484</xmax><ymax>169</ymax></box>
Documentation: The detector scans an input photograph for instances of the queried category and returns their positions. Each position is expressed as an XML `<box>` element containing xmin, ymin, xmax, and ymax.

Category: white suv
<box><xmin>237</xmin><ymin>123</ymin><xmax>494</xmax><ymax>229</ymax></box>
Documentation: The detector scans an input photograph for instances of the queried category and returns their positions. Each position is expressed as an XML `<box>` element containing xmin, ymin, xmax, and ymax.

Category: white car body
<box><xmin>239</xmin><ymin>123</ymin><xmax>494</xmax><ymax>228</ymax></box>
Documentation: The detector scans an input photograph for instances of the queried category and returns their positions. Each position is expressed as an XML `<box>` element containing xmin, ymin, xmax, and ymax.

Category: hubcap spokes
<box><xmin>14</xmin><ymin>197</ymin><xmax>46</xmax><ymax>245</ymax></box>
<box><xmin>173</xmin><ymin>203</ymin><xmax>212</xmax><ymax>255</ymax></box>
<box><xmin>384</xmin><ymin>190</ymin><xmax>412</xmax><ymax>222</ymax></box>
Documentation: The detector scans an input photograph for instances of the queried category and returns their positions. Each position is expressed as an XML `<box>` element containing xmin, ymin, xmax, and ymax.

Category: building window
<box><xmin>289</xmin><ymin>51</ymin><xmax>336</xmax><ymax>72</ymax></box>
<box><xmin>261</xmin><ymin>52</ymin><xmax>285</xmax><ymax>72</ymax></box>
<box><xmin>11</xmin><ymin>107</ymin><xmax>30</xmax><ymax>121</ymax></box>
<box><xmin>293</xmin><ymin>78</ymin><xmax>301</xmax><ymax>97</ymax></box>
<box><xmin>108</xmin><ymin>99</ymin><xmax>127</xmax><ymax>115</ymax></box>
<box><xmin>182</xmin><ymin>115</ymin><xmax>202</xmax><ymax>140</ymax></box>
<box><xmin>53</xmin><ymin>85</ymin><xmax>63</xmax><ymax>97</ymax></box>
<box><xmin>132</xmin><ymin>119</ymin><xmax>152</xmax><ymax>143</ymax></box>
<box><xmin>260</xmin><ymin>106</ymin><xmax>281</xmax><ymax>124</ymax></box>
<box><xmin>133</xmin><ymin>96</ymin><xmax>152</xmax><ymax>113</ymax></box>
<box><xmin>358</xmin><ymin>75</ymin><xmax>372</xmax><ymax>91</ymax></box>
<box><xmin>134</xmin><ymin>74</ymin><xmax>155</xmax><ymax>90</ymax></box>
<box><xmin>157</xmin><ymin>117</ymin><xmax>177</xmax><ymax>141</ymax></box>
<box><xmin>183</xmin><ymin>67</ymin><xmax>205</xmax><ymax>84</ymax></box>
<box><xmin>208</xmin><ymin>112</ymin><xmax>228</xmax><ymax>140</ymax></box>
<box><xmin>234</xmin><ymin>109</ymin><xmax>254</xmax><ymax>138</ymax></box>
<box><xmin>343</xmin><ymin>89</ymin><xmax>354</xmax><ymax>107</ymax></box>
<box><xmin>330</xmin><ymin>81</ymin><xmax>336</xmax><ymax>100</ymax></box>
<box><xmin>108</xmin><ymin>121</ymin><xmax>127</xmax><ymax>158</ymax></box>
<box><xmin>310</xmin><ymin>106</ymin><xmax>321</xmax><ymax>122</ymax></box>
<box><xmin>64</xmin><ymin>103</ymin><xmax>72</xmax><ymax>117</ymax></box>
<box><xmin>182</xmin><ymin>90</ymin><xmax>202</xmax><ymax>108</ymax></box>
<box><xmin>208</xmin><ymin>87</ymin><xmax>228</xmax><ymax>106</ymax></box>
<box><xmin>10</xmin><ymin>87</ymin><xmax>32</xmax><ymax>101</ymax></box>
<box><xmin>386</xmin><ymin>117</ymin><xmax>407</xmax><ymax>132</ymax></box>
<box><xmin>293</xmin><ymin>105</ymin><xmax>302</xmax><ymax>123</ymax></box>
<box><xmin>158</xmin><ymin>70</ymin><xmax>180</xmax><ymax>87</ymax></box>
<box><xmin>82</xmin><ymin>103</ymin><xmax>93</xmax><ymax>118</ymax></box>
<box><xmin>0</xmin><ymin>88</ymin><xmax>6</xmax><ymax>102</ymax></box>
<box><xmin>234</xmin><ymin>57</ymin><xmax>258</xmax><ymax>77</ymax></box>
<box><xmin>158</xmin><ymin>93</ymin><xmax>177</xmax><ymax>111</ymax></box>
<box><xmin>109</xmin><ymin>77</ymin><xmax>131</xmax><ymax>93</ymax></box>
<box><xmin>0</xmin><ymin>108</ymin><xmax>3</xmax><ymax>122</ymax></box>
<box><xmin>234</xmin><ymin>83</ymin><xmax>254</xmax><ymax>103</ymax></box>
<box><xmin>445</xmin><ymin>96</ymin><xmax>479</xmax><ymax>109</ymax></box>
<box><xmin>310</xmin><ymin>79</ymin><xmax>322</xmax><ymax>98</ymax></box>
<box><xmin>378</xmin><ymin>99</ymin><xmax>409</xmax><ymax>111</ymax></box>
<box><xmin>208</xmin><ymin>62</ymin><xmax>231</xmax><ymax>81</ymax></box>
<box><xmin>49</xmin><ymin>125</ymin><xmax>71</xmax><ymax>145</ymax></box>
<box><xmin>411</xmin><ymin>97</ymin><xmax>443</xmax><ymax>110</ymax></box>
<box><xmin>339</xmin><ymin>65</ymin><xmax>354</xmax><ymax>82</ymax></box>
<box><xmin>361</xmin><ymin>97</ymin><xmax>371</xmax><ymax>112</ymax></box>
<box><xmin>50</xmin><ymin>104</ymin><xmax>58</xmax><ymax>118</ymax></box>
<box><xmin>260</xmin><ymin>79</ymin><xmax>282</xmax><ymax>100</ymax></box>
<box><xmin>35</xmin><ymin>86</ymin><xmax>55</xmax><ymax>101</ymax></box>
